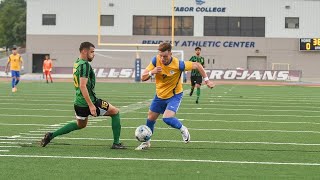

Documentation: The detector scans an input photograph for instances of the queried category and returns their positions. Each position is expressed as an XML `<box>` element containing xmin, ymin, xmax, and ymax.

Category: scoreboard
<box><xmin>300</xmin><ymin>38</ymin><xmax>320</xmax><ymax>51</ymax></box>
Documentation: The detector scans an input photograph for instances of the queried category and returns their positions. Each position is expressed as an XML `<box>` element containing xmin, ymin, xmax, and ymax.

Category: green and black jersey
<box><xmin>189</xmin><ymin>55</ymin><xmax>205</xmax><ymax>76</ymax></box>
<box><xmin>73</xmin><ymin>58</ymin><xmax>97</xmax><ymax>107</ymax></box>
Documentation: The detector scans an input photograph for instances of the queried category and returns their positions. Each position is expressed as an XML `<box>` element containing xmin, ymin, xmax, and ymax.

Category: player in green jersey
<box><xmin>189</xmin><ymin>47</ymin><xmax>205</xmax><ymax>104</ymax></box>
<box><xmin>41</xmin><ymin>42</ymin><xmax>126</xmax><ymax>149</ymax></box>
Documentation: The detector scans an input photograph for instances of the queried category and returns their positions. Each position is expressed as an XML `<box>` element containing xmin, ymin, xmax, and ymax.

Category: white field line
<box><xmin>0</xmin><ymin>139</ymin><xmax>37</xmax><ymax>141</ymax></box>
<box><xmin>0</xmin><ymin>150</ymin><xmax>9</xmax><ymax>152</ymax></box>
<box><xmin>0</xmin><ymin>123</ymin><xmax>50</xmax><ymax>126</ymax></box>
<box><xmin>2</xmin><ymin>106</ymin><xmax>319</xmax><ymax>113</ymax></box>
<box><xmin>0</xmin><ymin>114</ymin><xmax>73</xmax><ymax>118</ymax></box>
<box><xmin>207</xmin><ymin>99</ymin><xmax>319</xmax><ymax>105</ymax></box>
<box><xmin>5</xmin><ymin>137</ymin><xmax>320</xmax><ymax>147</ymax></box>
<box><xmin>0</xmin><ymin>146</ymin><xmax>21</xmax><ymax>148</ymax></box>
<box><xmin>180</xmin><ymin>107</ymin><xmax>320</xmax><ymax>113</ymax></box>
<box><xmin>19</xmin><ymin>133</ymin><xmax>43</xmax><ymax>136</ymax></box>
<box><xmin>128</xmin><ymin>111</ymin><xmax>320</xmax><ymax>118</ymax></box>
<box><xmin>78</xmin><ymin>126</ymin><xmax>320</xmax><ymax>134</ymax></box>
<box><xmin>182</xmin><ymin>103</ymin><xmax>320</xmax><ymax>109</ymax></box>
<box><xmin>0</xmin><ymin>142</ymin><xmax>32</xmax><ymax>145</ymax></box>
<box><xmin>0</xmin><ymin>107</ymin><xmax>71</xmax><ymax>112</ymax></box>
<box><xmin>0</xmin><ymin>154</ymin><xmax>319</xmax><ymax>166</ymax></box>
<box><xmin>180</xmin><ymin>119</ymin><xmax>320</xmax><ymax>125</ymax></box>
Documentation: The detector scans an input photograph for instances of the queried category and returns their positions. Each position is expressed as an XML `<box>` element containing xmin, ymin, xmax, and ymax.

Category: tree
<box><xmin>0</xmin><ymin>0</ymin><xmax>26</xmax><ymax>49</ymax></box>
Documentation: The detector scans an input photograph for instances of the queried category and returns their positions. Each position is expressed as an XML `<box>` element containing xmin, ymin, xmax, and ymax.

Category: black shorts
<box><xmin>74</xmin><ymin>99</ymin><xmax>110</xmax><ymax>120</ymax></box>
<box><xmin>191</xmin><ymin>76</ymin><xmax>203</xmax><ymax>86</ymax></box>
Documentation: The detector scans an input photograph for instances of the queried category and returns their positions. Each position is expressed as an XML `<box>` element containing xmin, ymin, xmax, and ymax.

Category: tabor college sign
<box><xmin>175</xmin><ymin>0</ymin><xmax>227</xmax><ymax>13</ymax></box>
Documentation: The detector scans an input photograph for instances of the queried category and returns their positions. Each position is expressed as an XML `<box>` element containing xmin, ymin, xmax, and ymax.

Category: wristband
<box><xmin>204</xmin><ymin>77</ymin><xmax>209</xmax><ymax>81</ymax></box>
<box><xmin>148</xmin><ymin>71</ymin><xmax>153</xmax><ymax>76</ymax></box>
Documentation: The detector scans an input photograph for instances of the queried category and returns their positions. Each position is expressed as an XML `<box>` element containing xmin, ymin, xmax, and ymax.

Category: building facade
<box><xmin>26</xmin><ymin>0</ymin><xmax>320</xmax><ymax>79</ymax></box>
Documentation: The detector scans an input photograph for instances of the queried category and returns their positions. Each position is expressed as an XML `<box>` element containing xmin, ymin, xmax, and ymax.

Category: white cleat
<box><xmin>180</xmin><ymin>126</ymin><xmax>190</xmax><ymax>143</ymax></box>
<box><xmin>135</xmin><ymin>141</ymin><xmax>151</xmax><ymax>150</ymax></box>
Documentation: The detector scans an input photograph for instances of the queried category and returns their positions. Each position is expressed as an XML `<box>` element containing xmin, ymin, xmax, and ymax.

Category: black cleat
<box><xmin>111</xmin><ymin>143</ymin><xmax>127</xmax><ymax>149</ymax></box>
<box><xmin>196</xmin><ymin>100</ymin><xmax>199</xmax><ymax>104</ymax></box>
<box><xmin>40</xmin><ymin>132</ymin><xmax>53</xmax><ymax>147</ymax></box>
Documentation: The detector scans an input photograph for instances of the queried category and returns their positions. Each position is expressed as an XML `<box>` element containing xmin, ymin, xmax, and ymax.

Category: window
<box><xmin>101</xmin><ymin>15</ymin><xmax>114</xmax><ymax>26</ymax></box>
<box><xmin>133</xmin><ymin>16</ymin><xmax>193</xmax><ymax>36</ymax></box>
<box><xmin>42</xmin><ymin>14</ymin><xmax>56</xmax><ymax>25</ymax></box>
<box><xmin>285</xmin><ymin>17</ymin><xmax>299</xmax><ymax>29</ymax></box>
<box><xmin>204</xmin><ymin>16</ymin><xmax>265</xmax><ymax>37</ymax></box>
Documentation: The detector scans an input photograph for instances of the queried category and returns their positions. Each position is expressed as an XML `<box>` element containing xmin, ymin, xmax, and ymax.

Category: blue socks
<box><xmin>11</xmin><ymin>78</ymin><xmax>15</xmax><ymax>88</ymax></box>
<box><xmin>163</xmin><ymin>117</ymin><xmax>182</xmax><ymax>129</ymax></box>
<box><xmin>146</xmin><ymin>119</ymin><xmax>156</xmax><ymax>133</ymax></box>
<box><xmin>15</xmin><ymin>79</ymin><xmax>20</xmax><ymax>86</ymax></box>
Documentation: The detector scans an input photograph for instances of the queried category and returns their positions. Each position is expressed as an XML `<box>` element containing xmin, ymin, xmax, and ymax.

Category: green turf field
<box><xmin>0</xmin><ymin>81</ymin><xmax>320</xmax><ymax>179</ymax></box>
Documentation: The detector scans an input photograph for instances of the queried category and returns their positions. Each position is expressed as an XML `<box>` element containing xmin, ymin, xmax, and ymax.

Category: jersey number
<box><xmin>73</xmin><ymin>75</ymin><xmax>79</xmax><ymax>87</ymax></box>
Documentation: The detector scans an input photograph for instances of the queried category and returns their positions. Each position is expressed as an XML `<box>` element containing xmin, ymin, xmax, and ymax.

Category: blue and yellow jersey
<box><xmin>7</xmin><ymin>54</ymin><xmax>23</xmax><ymax>71</ymax></box>
<box><xmin>146</xmin><ymin>55</ymin><xmax>193</xmax><ymax>99</ymax></box>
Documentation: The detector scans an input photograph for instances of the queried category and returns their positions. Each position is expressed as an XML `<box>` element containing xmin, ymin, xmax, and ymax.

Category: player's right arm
<box><xmin>5</xmin><ymin>57</ymin><xmax>11</xmax><ymax>73</ymax></box>
<box><xmin>141</xmin><ymin>57</ymin><xmax>162</xmax><ymax>81</ymax></box>
<box><xmin>43</xmin><ymin>60</ymin><xmax>45</xmax><ymax>72</ymax></box>
<box><xmin>79</xmin><ymin>77</ymin><xmax>97</xmax><ymax>116</ymax></box>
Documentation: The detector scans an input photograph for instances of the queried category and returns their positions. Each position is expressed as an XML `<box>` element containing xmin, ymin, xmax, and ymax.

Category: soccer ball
<box><xmin>135</xmin><ymin>125</ymin><xmax>152</xmax><ymax>142</ymax></box>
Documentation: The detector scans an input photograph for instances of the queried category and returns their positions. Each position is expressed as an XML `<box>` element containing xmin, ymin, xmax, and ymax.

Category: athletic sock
<box><xmin>52</xmin><ymin>122</ymin><xmax>80</xmax><ymax>138</ymax></box>
<box><xmin>111</xmin><ymin>112</ymin><xmax>121</xmax><ymax>144</ymax></box>
<box><xmin>196</xmin><ymin>88</ymin><xmax>200</xmax><ymax>98</ymax></box>
<box><xmin>15</xmin><ymin>80</ymin><xmax>20</xmax><ymax>86</ymax></box>
<box><xmin>163</xmin><ymin>117</ymin><xmax>182</xmax><ymax>129</ymax></box>
<box><xmin>11</xmin><ymin>78</ymin><xmax>15</xmax><ymax>88</ymax></box>
<box><xmin>146</xmin><ymin>119</ymin><xmax>156</xmax><ymax>133</ymax></box>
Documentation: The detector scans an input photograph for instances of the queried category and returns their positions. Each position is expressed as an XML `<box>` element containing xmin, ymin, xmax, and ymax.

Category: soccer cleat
<box><xmin>111</xmin><ymin>143</ymin><xmax>127</xmax><ymax>149</ymax></box>
<box><xmin>196</xmin><ymin>100</ymin><xmax>199</xmax><ymax>104</ymax></box>
<box><xmin>180</xmin><ymin>126</ymin><xmax>190</xmax><ymax>143</ymax></box>
<box><xmin>12</xmin><ymin>87</ymin><xmax>17</xmax><ymax>92</ymax></box>
<box><xmin>40</xmin><ymin>132</ymin><xmax>53</xmax><ymax>147</ymax></box>
<box><xmin>135</xmin><ymin>141</ymin><xmax>151</xmax><ymax>150</ymax></box>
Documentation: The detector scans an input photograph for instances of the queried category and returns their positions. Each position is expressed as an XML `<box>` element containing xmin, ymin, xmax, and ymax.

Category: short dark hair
<box><xmin>158</xmin><ymin>42</ymin><xmax>172</xmax><ymax>52</ymax></box>
<box><xmin>79</xmin><ymin>42</ymin><xmax>95</xmax><ymax>52</ymax></box>
<box><xmin>195</xmin><ymin>47</ymin><xmax>201</xmax><ymax>51</ymax></box>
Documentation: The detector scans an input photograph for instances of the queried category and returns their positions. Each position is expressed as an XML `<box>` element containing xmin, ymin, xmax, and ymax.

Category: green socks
<box><xmin>196</xmin><ymin>88</ymin><xmax>201</xmax><ymax>99</ymax></box>
<box><xmin>51</xmin><ymin>113</ymin><xmax>121</xmax><ymax>144</ymax></box>
<box><xmin>111</xmin><ymin>112</ymin><xmax>121</xmax><ymax>144</ymax></box>
<box><xmin>52</xmin><ymin>122</ymin><xmax>80</xmax><ymax>138</ymax></box>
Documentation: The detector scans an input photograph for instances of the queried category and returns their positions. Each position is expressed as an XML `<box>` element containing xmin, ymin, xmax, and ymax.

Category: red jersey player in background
<box><xmin>43</xmin><ymin>55</ymin><xmax>53</xmax><ymax>83</ymax></box>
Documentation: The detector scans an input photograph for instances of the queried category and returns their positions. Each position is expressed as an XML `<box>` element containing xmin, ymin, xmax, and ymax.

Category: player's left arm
<box><xmin>201</xmin><ymin>57</ymin><xmax>205</xmax><ymax>68</ymax></box>
<box><xmin>19</xmin><ymin>56</ymin><xmax>24</xmax><ymax>70</ymax></box>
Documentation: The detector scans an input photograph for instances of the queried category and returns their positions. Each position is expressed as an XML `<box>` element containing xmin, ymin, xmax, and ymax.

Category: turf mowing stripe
<box><xmin>0</xmin><ymin>154</ymin><xmax>320</xmax><ymax>166</ymax></box>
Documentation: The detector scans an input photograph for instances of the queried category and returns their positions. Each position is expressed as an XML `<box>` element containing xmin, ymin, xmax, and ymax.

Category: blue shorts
<box><xmin>150</xmin><ymin>93</ymin><xmax>183</xmax><ymax>114</ymax></box>
<box><xmin>11</xmin><ymin>70</ymin><xmax>20</xmax><ymax>77</ymax></box>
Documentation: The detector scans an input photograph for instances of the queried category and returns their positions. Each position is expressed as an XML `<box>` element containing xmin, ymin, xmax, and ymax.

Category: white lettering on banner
<box><xmin>236</xmin><ymin>70</ymin><xmax>248</xmax><ymax>80</ymax></box>
<box><xmin>209</xmin><ymin>70</ymin><xmax>224</xmax><ymax>79</ymax></box>
<box><xmin>90</xmin><ymin>68</ymin><xmax>296</xmax><ymax>81</ymax></box>
<box><xmin>247</xmin><ymin>71</ymin><xmax>261</xmax><ymax>80</ymax></box>
<box><xmin>277</xmin><ymin>71</ymin><xmax>289</xmax><ymax>80</ymax></box>
<box><xmin>262</xmin><ymin>71</ymin><xmax>276</xmax><ymax>80</ymax></box>
<box><xmin>224</xmin><ymin>70</ymin><xmax>237</xmax><ymax>80</ymax></box>
<box><xmin>119</xmin><ymin>69</ymin><xmax>133</xmax><ymax>78</ymax></box>
<box><xmin>96</xmin><ymin>68</ymin><xmax>108</xmax><ymax>78</ymax></box>
<box><xmin>108</xmin><ymin>69</ymin><xmax>120</xmax><ymax>78</ymax></box>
